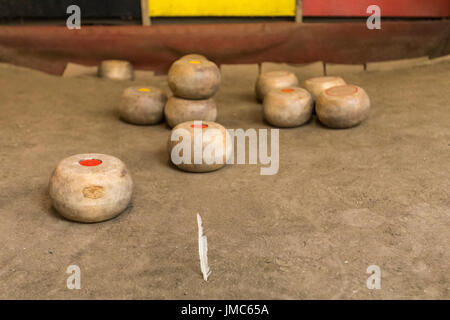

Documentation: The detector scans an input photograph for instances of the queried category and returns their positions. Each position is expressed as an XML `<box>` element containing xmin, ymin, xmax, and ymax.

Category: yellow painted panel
<box><xmin>149</xmin><ymin>0</ymin><xmax>296</xmax><ymax>17</ymax></box>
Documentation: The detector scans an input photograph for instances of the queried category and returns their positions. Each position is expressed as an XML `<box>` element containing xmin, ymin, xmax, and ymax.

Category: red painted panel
<box><xmin>303</xmin><ymin>0</ymin><xmax>449</xmax><ymax>17</ymax></box>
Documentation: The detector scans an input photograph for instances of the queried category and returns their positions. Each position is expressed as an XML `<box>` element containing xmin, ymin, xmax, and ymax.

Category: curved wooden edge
<box><xmin>0</xmin><ymin>20</ymin><xmax>448</xmax><ymax>75</ymax></box>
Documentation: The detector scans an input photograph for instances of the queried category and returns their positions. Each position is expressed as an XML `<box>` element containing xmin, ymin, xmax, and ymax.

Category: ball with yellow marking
<box><xmin>49</xmin><ymin>154</ymin><xmax>133</xmax><ymax>223</ymax></box>
<box><xmin>119</xmin><ymin>86</ymin><xmax>167</xmax><ymax>125</ymax></box>
<box><xmin>168</xmin><ymin>58</ymin><xmax>221</xmax><ymax>99</ymax></box>
<box><xmin>179</xmin><ymin>53</ymin><xmax>207</xmax><ymax>61</ymax></box>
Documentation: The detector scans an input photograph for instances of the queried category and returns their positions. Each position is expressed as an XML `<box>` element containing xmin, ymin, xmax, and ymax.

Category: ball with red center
<box><xmin>255</xmin><ymin>71</ymin><xmax>299</xmax><ymax>102</ymax></box>
<box><xmin>49</xmin><ymin>153</ymin><xmax>133</xmax><ymax>223</ymax></box>
<box><xmin>168</xmin><ymin>121</ymin><xmax>232</xmax><ymax>173</ymax></box>
<box><xmin>316</xmin><ymin>85</ymin><xmax>370</xmax><ymax>129</ymax></box>
<box><xmin>301</xmin><ymin>76</ymin><xmax>346</xmax><ymax>101</ymax></box>
<box><xmin>263</xmin><ymin>87</ymin><xmax>313</xmax><ymax>128</ymax></box>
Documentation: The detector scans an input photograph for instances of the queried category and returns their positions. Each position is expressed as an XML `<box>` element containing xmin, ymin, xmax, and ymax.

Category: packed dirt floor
<box><xmin>0</xmin><ymin>60</ymin><xmax>449</xmax><ymax>299</ymax></box>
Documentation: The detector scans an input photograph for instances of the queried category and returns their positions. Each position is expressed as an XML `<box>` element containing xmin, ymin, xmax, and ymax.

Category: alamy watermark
<box><xmin>66</xmin><ymin>5</ymin><xmax>81</xmax><ymax>29</ymax></box>
<box><xmin>66</xmin><ymin>265</ymin><xmax>81</xmax><ymax>290</ymax></box>
<box><xmin>367</xmin><ymin>5</ymin><xmax>381</xmax><ymax>30</ymax></box>
<box><xmin>366</xmin><ymin>265</ymin><xmax>381</xmax><ymax>289</ymax></box>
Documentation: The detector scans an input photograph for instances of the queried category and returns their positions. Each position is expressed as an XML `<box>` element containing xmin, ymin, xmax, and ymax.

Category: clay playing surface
<box><xmin>0</xmin><ymin>61</ymin><xmax>449</xmax><ymax>299</ymax></box>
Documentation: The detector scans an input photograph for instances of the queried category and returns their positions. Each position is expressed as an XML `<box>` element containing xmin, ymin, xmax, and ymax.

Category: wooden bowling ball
<box><xmin>302</xmin><ymin>76</ymin><xmax>346</xmax><ymax>101</ymax></box>
<box><xmin>49</xmin><ymin>154</ymin><xmax>133</xmax><ymax>223</ymax></box>
<box><xmin>168</xmin><ymin>58</ymin><xmax>221</xmax><ymax>99</ymax></box>
<box><xmin>119</xmin><ymin>86</ymin><xmax>167</xmax><ymax>125</ymax></box>
<box><xmin>316</xmin><ymin>85</ymin><xmax>370</xmax><ymax>129</ymax></box>
<box><xmin>263</xmin><ymin>88</ymin><xmax>313</xmax><ymax>127</ymax></box>
<box><xmin>168</xmin><ymin>121</ymin><xmax>232</xmax><ymax>173</ymax></box>
<box><xmin>255</xmin><ymin>71</ymin><xmax>299</xmax><ymax>102</ymax></box>
<box><xmin>98</xmin><ymin>60</ymin><xmax>134</xmax><ymax>81</ymax></box>
<box><xmin>164</xmin><ymin>96</ymin><xmax>217</xmax><ymax>128</ymax></box>
<box><xmin>179</xmin><ymin>53</ymin><xmax>207</xmax><ymax>61</ymax></box>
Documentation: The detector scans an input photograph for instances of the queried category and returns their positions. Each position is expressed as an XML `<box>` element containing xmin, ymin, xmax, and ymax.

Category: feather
<box><xmin>197</xmin><ymin>213</ymin><xmax>211</xmax><ymax>281</ymax></box>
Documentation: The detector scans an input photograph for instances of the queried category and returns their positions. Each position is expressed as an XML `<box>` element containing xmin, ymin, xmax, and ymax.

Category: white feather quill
<box><xmin>197</xmin><ymin>213</ymin><xmax>211</xmax><ymax>281</ymax></box>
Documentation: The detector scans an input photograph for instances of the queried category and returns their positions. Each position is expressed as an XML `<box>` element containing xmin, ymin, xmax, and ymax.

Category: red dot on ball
<box><xmin>191</xmin><ymin>124</ymin><xmax>209</xmax><ymax>128</ymax></box>
<box><xmin>282</xmin><ymin>88</ymin><xmax>294</xmax><ymax>93</ymax></box>
<box><xmin>79</xmin><ymin>159</ymin><xmax>103</xmax><ymax>167</ymax></box>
